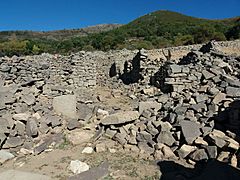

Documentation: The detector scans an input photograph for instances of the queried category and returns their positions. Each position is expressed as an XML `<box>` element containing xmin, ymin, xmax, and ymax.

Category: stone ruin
<box><xmin>0</xmin><ymin>40</ymin><xmax>240</xmax><ymax>178</ymax></box>
<box><xmin>102</xmin><ymin>40</ymin><xmax>240</xmax><ymax>165</ymax></box>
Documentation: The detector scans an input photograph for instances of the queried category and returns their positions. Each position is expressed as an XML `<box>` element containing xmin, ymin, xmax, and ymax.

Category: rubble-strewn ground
<box><xmin>0</xmin><ymin>41</ymin><xmax>240</xmax><ymax>180</ymax></box>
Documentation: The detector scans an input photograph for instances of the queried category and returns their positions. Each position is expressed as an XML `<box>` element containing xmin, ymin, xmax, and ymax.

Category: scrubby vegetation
<box><xmin>0</xmin><ymin>10</ymin><xmax>239</xmax><ymax>56</ymax></box>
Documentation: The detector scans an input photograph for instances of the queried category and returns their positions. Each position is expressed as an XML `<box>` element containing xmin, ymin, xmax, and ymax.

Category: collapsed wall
<box><xmin>0</xmin><ymin>52</ymin><xmax>96</xmax><ymax>97</ymax></box>
<box><xmin>96</xmin><ymin>40</ymin><xmax>240</xmax><ymax>166</ymax></box>
<box><xmin>96</xmin><ymin>40</ymin><xmax>240</xmax><ymax>88</ymax></box>
<box><xmin>0</xmin><ymin>40</ymin><xmax>240</xmax><ymax>166</ymax></box>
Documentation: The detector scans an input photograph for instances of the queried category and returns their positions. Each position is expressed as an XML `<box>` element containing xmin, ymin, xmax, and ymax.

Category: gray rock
<box><xmin>141</xmin><ymin>110</ymin><xmax>152</xmax><ymax>118</ymax></box>
<box><xmin>53</xmin><ymin>95</ymin><xmax>77</xmax><ymax>118</ymax></box>
<box><xmin>12</xmin><ymin>113</ymin><xmax>30</xmax><ymax>122</ymax></box>
<box><xmin>22</xmin><ymin>93</ymin><xmax>36</xmax><ymax>105</ymax></box>
<box><xmin>0</xmin><ymin>133</ymin><xmax>7</xmax><ymax>146</ymax></box>
<box><xmin>26</xmin><ymin>119</ymin><xmax>38</xmax><ymax>137</ymax></box>
<box><xmin>223</xmin><ymin>75</ymin><xmax>240</xmax><ymax>87</ymax></box>
<box><xmin>77</xmin><ymin>103</ymin><xmax>93</xmax><ymax>121</ymax></box>
<box><xmin>146</xmin><ymin>122</ymin><xmax>159</xmax><ymax>136</ymax></box>
<box><xmin>195</xmin><ymin>94</ymin><xmax>208</xmax><ymax>103</ymax></box>
<box><xmin>0</xmin><ymin>101</ymin><xmax>5</xmax><ymax>110</ymax></box>
<box><xmin>0</xmin><ymin>118</ymin><xmax>10</xmax><ymax>133</ymax></box>
<box><xmin>226</xmin><ymin>87</ymin><xmax>240</xmax><ymax>97</ymax></box>
<box><xmin>157</xmin><ymin>131</ymin><xmax>175</xmax><ymax>146</ymax></box>
<box><xmin>114</xmin><ymin>133</ymin><xmax>127</xmax><ymax>145</ymax></box>
<box><xmin>34</xmin><ymin>134</ymin><xmax>64</xmax><ymax>154</ymax></box>
<box><xmin>39</xmin><ymin>122</ymin><xmax>50</xmax><ymax>134</ymax></box>
<box><xmin>0</xmin><ymin>150</ymin><xmax>15</xmax><ymax>164</ymax></box>
<box><xmin>208</xmin><ymin>135</ymin><xmax>226</xmax><ymax>148</ymax></box>
<box><xmin>68</xmin><ymin>160</ymin><xmax>90</xmax><ymax>174</ymax></box>
<box><xmin>67</xmin><ymin>119</ymin><xmax>81</xmax><ymax>130</ymax></box>
<box><xmin>202</xmin><ymin>70</ymin><xmax>215</xmax><ymax>79</ymax></box>
<box><xmin>157</xmin><ymin>94</ymin><xmax>169</xmax><ymax>104</ymax></box>
<box><xmin>45</xmin><ymin>115</ymin><xmax>61</xmax><ymax>128</ymax></box>
<box><xmin>168</xmin><ymin>65</ymin><xmax>182</xmax><ymax>74</ymax></box>
<box><xmin>14</xmin><ymin>103</ymin><xmax>28</xmax><ymax>113</ymax></box>
<box><xmin>180</xmin><ymin>120</ymin><xmax>202</xmax><ymax>144</ymax></box>
<box><xmin>174</xmin><ymin>106</ymin><xmax>188</xmax><ymax>115</ymax></box>
<box><xmin>105</xmin><ymin>129</ymin><xmax>117</xmax><ymax>138</ymax></box>
<box><xmin>15</xmin><ymin>121</ymin><xmax>26</xmax><ymax>136</ymax></box>
<box><xmin>4</xmin><ymin>137</ymin><xmax>24</xmax><ymax>148</ymax></box>
<box><xmin>212</xmin><ymin>93</ymin><xmax>226</xmax><ymax>104</ymax></box>
<box><xmin>0</xmin><ymin>64</ymin><xmax>11</xmax><ymax>72</ymax></box>
<box><xmin>204</xmin><ymin>146</ymin><xmax>218</xmax><ymax>159</ymax></box>
<box><xmin>190</xmin><ymin>149</ymin><xmax>208</xmax><ymax>161</ymax></box>
<box><xmin>0</xmin><ymin>170</ymin><xmax>51</xmax><ymax>180</ymax></box>
<box><xmin>66</xmin><ymin>130</ymin><xmax>93</xmax><ymax>146</ymax></box>
<box><xmin>159</xmin><ymin>121</ymin><xmax>172</xmax><ymax>132</ymax></box>
<box><xmin>139</xmin><ymin>101</ymin><xmax>161</xmax><ymax>114</ymax></box>
<box><xmin>138</xmin><ymin>131</ymin><xmax>153</xmax><ymax>144</ymax></box>
<box><xmin>101</xmin><ymin>111</ymin><xmax>139</xmax><ymax>125</ymax></box>
<box><xmin>68</xmin><ymin>162</ymin><xmax>109</xmax><ymax>180</ymax></box>
<box><xmin>177</xmin><ymin>144</ymin><xmax>197</xmax><ymax>158</ymax></box>
<box><xmin>138</xmin><ymin>142</ymin><xmax>154</xmax><ymax>154</ymax></box>
<box><xmin>191</xmin><ymin>103</ymin><xmax>207</xmax><ymax>113</ymax></box>
<box><xmin>168</xmin><ymin>113</ymin><xmax>177</xmax><ymax>124</ymax></box>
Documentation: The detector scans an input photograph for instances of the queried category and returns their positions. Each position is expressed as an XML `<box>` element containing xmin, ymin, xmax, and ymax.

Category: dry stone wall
<box><xmin>0</xmin><ymin>40</ymin><xmax>240</xmax><ymax>174</ymax></box>
<box><xmin>0</xmin><ymin>52</ymin><xmax>96</xmax><ymax>97</ymax></box>
<box><xmin>95</xmin><ymin>40</ymin><xmax>240</xmax><ymax>88</ymax></box>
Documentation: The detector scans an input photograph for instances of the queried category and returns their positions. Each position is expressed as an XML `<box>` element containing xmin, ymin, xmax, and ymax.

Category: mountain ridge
<box><xmin>0</xmin><ymin>10</ymin><xmax>239</xmax><ymax>56</ymax></box>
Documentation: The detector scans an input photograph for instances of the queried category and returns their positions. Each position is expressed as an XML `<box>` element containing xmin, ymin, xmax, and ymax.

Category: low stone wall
<box><xmin>0</xmin><ymin>40</ymin><xmax>239</xmax><ymax>94</ymax></box>
<box><xmin>0</xmin><ymin>52</ymin><xmax>97</xmax><ymax>97</ymax></box>
<box><xmin>95</xmin><ymin>40</ymin><xmax>240</xmax><ymax>88</ymax></box>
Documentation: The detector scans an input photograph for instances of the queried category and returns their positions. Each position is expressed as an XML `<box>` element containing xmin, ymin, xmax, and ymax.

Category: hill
<box><xmin>101</xmin><ymin>10</ymin><xmax>240</xmax><ymax>49</ymax></box>
<box><xmin>0</xmin><ymin>24</ymin><xmax>122</xmax><ymax>41</ymax></box>
<box><xmin>0</xmin><ymin>10</ymin><xmax>239</xmax><ymax>56</ymax></box>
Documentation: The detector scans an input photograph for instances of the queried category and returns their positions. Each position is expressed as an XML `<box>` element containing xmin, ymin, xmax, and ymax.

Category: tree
<box><xmin>32</xmin><ymin>45</ymin><xmax>41</xmax><ymax>54</ymax></box>
<box><xmin>174</xmin><ymin>34</ymin><xmax>194</xmax><ymax>46</ymax></box>
<box><xmin>226</xmin><ymin>24</ymin><xmax>240</xmax><ymax>40</ymax></box>
<box><xmin>193</xmin><ymin>24</ymin><xmax>216</xmax><ymax>43</ymax></box>
<box><xmin>212</xmin><ymin>32</ymin><xmax>226</xmax><ymax>41</ymax></box>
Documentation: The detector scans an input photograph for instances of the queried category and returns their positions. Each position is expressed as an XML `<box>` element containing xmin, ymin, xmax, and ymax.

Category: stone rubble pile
<box><xmin>98</xmin><ymin>42</ymin><xmax>240</xmax><ymax>166</ymax></box>
<box><xmin>0</xmin><ymin>53</ymin><xmax>97</xmax><ymax>159</ymax></box>
<box><xmin>0</xmin><ymin>40</ymin><xmax>240</xmax><ymax>174</ymax></box>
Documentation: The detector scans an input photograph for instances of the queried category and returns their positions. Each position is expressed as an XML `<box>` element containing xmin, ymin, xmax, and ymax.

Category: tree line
<box><xmin>0</xmin><ymin>11</ymin><xmax>239</xmax><ymax>57</ymax></box>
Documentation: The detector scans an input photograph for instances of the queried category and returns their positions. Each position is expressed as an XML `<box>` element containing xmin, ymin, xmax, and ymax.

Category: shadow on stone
<box><xmin>178</xmin><ymin>51</ymin><xmax>200</xmax><ymax>65</ymax></box>
<box><xmin>157</xmin><ymin>160</ymin><xmax>240</xmax><ymax>180</ymax></box>
<box><xmin>109</xmin><ymin>62</ymin><xmax>117</xmax><ymax>78</ymax></box>
<box><xmin>119</xmin><ymin>52</ymin><xmax>144</xmax><ymax>85</ymax></box>
<box><xmin>150</xmin><ymin>63</ymin><xmax>173</xmax><ymax>93</ymax></box>
<box><xmin>199</xmin><ymin>41</ymin><xmax>214</xmax><ymax>54</ymax></box>
<box><xmin>212</xmin><ymin>100</ymin><xmax>240</xmax><ymax>137</ymax></box>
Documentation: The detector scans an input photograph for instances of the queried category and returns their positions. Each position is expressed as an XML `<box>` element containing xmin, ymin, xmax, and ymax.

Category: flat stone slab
<box><xmin>68</xmin><ymin>162</ymin><xmax>109</xmax><ymax>180</ymax></box>
<box><xmin>226</xmin><ymin>87</ymin><xmax>240</xmax><ymax>97</ymax></box>
<box><xmin>0</xmin><ymin>170</ymin><xmax>51</xmax><ymax>180</ymax></box>
<box><xmin>53</xmin><ymin>95</ymin><xmax>77</xmax><ymax>118</ymax></box>
<box><xmin>101</xmin><ymin>111</ymin><xmax>139</xmax><ymax>125</ymax></box>
<box><xmin>0</xmin><ymin>150</ymin><xmax>15</xmax><ymax>163</ymax></box>
<box><xmin>139</xmin><ymin>101</ymin><xmax>162</xmax><ymax>114</ymax></box>
<box><xmin>180</xmin><ymin>120</ymin><xmax>202</xmax><ymax>144</ymax></box>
